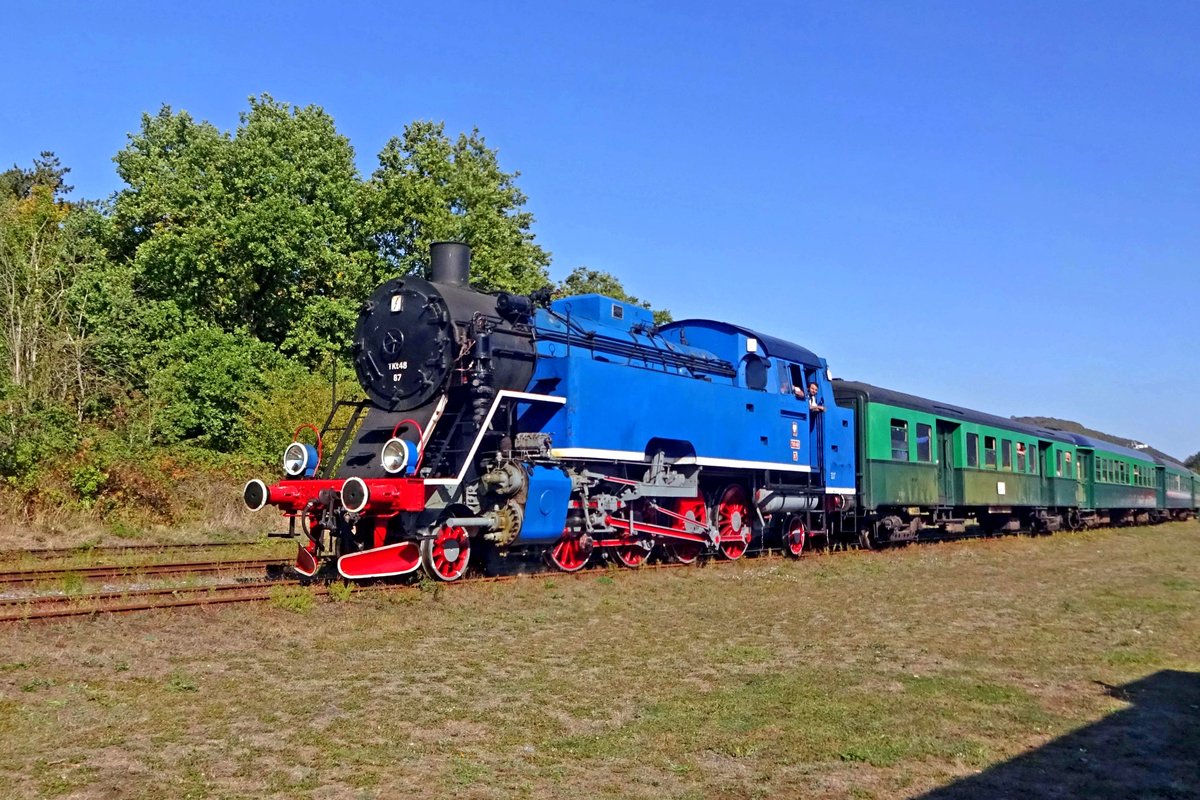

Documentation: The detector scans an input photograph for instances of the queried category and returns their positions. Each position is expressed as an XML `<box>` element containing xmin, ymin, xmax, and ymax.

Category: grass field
<box><xmin>1</xmin><ymin>522</ymin><xmax>1197</xmax><ymax>799</ymax></box>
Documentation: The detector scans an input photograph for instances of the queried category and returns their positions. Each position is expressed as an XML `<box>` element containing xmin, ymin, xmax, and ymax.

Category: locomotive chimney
<box><xmin>429</xmin><ymin>242</ymin><xmax>470</xmax><ymax>287</ymax></box>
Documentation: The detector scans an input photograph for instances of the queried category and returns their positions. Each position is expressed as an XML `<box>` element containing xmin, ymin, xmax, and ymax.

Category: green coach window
<box><xmin>1016</xmin><ymin>443</ymin><xmax>1027</xmax><ymax>472</ymax></box>
<box><xmin>1056</xmin><ymin>451</ymin><xmax>1063</xmax><ymax>477</ymax></box>
<box><xmin>916</xmin><ymin>423</ymin><xmax>932</xmax><ymax>462</ymax></box>
<box><xmin>967</xmin><ymin>434</ymin><xmax>979</xmax><ymax>467</ymax></box>
<box><xmin>984</xmin><ymin>436</ymin><xmax>997</xmax><ymax>469</ymax></box>
<box><xmin>1002</xmin><ymin>440</ymin><xmax>1012</xmax><ymax>470</ymax></box>
<box><xmin>890</xmin><ymin>419</ymin><xmax>910</xmax><ymax>461</ymax></box>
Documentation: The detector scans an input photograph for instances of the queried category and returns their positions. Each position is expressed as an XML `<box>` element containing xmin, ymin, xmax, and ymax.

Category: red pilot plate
<box><xmin>294</xmin><ymin>544</ymin><xmax>319</xmax><ymax>577</ymax></box>
<box><xmin>337</xmin><ymin>542</ymin><xmax>421</xmax><ymax>579</ymax></box>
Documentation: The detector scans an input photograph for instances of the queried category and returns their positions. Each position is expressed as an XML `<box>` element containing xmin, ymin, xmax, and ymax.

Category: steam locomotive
<box><xmin>243</xmin><ymin>243</ymin><xmax>1199</xmax><ymax>581</ymax></box>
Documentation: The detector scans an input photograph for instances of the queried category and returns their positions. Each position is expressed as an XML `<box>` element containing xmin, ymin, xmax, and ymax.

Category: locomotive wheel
<box><xmin>612</xmin><ymin>541</ymin><xmax>652</xmax><ymax>568</ymax></box>
<box><xmin>664</xmin><ymin>498</ymin><xmax>707</xmax><ymax>564</ymax></box>
<box><xmin>714</xmin><ymin>484</ymin><xmax>752</xmax><ymax>560</ymax></box>
<box><xmin>546</xmin><ymin>534</ymin><xmax>593</xmax><ymax>573</ymax></box>
<box><xmin>664</xmin><ymin>540</ymin><xmax>704</xmax><ymax>564</ymax></box>
<box><xmin>784</xmin><ymin>519</ymin><xmax>807</xmax><ymax>558</ymax></box>
<box><xmin>420</xmin><ymin>524</ymin><xmax>471</xmax><ymax>581</ymax></box>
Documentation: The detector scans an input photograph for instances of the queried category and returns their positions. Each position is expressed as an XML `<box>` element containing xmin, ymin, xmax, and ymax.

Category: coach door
<box><xmin>1078</xmin><ymin>450</ymin><xmax>1095</xmax><ymax>508</ymax></box>
<box><xmin>1038</xmin><ymin>441</ymin><xmax>1055</xmax><ymax>506</ymax></box>
<box><xmin>936</xmin><ymin>421</ymin><xmax>958</xmax><ymax>505</ymax></box>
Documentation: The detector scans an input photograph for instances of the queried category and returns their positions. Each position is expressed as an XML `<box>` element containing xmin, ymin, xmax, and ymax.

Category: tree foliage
<box><xmin>557</xmin><ymin>266</ymin><xmax>673</xmax><ymax>324</ymax></box>
<box><xmin>1185</xmin><ymin>452</ymin><xmax>1199</xmax><ymax>471</ymax></box>
<box><xmin>111</xmin><ymin>95</ymin><xmax>376</xmax><ymax>363</ymax></box>
<box><xmin>368</xmin><ymin>121</ymin><xmax>550</xmax><ymax>292</ymax></box>
<box><xmin>0</xmin><ymin>159</ymin><xmax>107</xmax><ymax>418</ymax></box>
<box><xmin>1</xmin><ymin>151</ymin><xmax>72</xmax><ymax>199</ymax></box>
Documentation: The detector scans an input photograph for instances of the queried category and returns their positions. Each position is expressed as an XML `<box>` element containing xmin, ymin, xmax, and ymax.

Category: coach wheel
<box><xmin>420</xmin><ymin>524</ymin><xmax>471</xmax><ymax>581</ymax></box>
<box><xmin>858</xmin><ymin>526</ymin><xmax>878</xmax><ymax>551</ymax></box>
<box><xmin>714</xmin><ymin>484</ymin><xmax>752</xmax><ymax>560</ymax></box>
<box><xmin>547</xmin><ymin>533</ymin><xmax>593</xmax><ymax>573</ymax></box>
<box><xmin>784</xmin><ymin>518</ymin><xmax>807</xmax><ymax>558</ymax></box>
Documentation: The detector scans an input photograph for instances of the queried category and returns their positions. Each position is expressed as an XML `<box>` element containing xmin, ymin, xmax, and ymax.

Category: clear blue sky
<box><xmin>4</xmin><ymin>1</ymin><xmax>1198</xmax><ymax>456</ymax></box>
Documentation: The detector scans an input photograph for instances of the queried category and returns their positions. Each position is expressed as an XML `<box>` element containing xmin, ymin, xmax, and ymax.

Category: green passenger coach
<box><xmin>831</xmin><ymin>380</ymin><xmax>1195</xmax><ymax>548</ymax></box>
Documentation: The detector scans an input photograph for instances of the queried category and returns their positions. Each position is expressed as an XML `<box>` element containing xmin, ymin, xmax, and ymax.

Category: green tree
<box><xmin>367</xmin><ymin>121</ymin><xmax>550</xmax><ymax>292</ymax></box>
<box><xmin>111</xmin><ymin>95</ymin><xmax>376</xmax><ymax>363</ymax></box>
<box><xmin>0</xmin><ymin>156</ymin><xmax>106</xmax><ymax>415</ymax></box>
<box><xmin>557</xmin><ymin>266</ymin><xmax>673</xmax><ymax>325</ymax></box>
<box><xmin>0</xmin><ymin>151</ymin><xmax>72</xmax><ymax>199</ymax></box>
<box><xmin>1185</xmin><ymin>452</ymin><xmax>1199</xmax><ymax>471</ymax></box>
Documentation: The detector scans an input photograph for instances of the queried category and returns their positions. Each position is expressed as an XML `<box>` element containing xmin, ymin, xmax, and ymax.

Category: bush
<box><xmin>69</xmin><ymin>463</ymin><xmax>107</xmax><ymax>507</ymax></box>
<box><xmin>148</xmin><ymin>325</ymin><xmax>294</xmax><ymax>452</ymax></box>
<box><xmin>239</xmin><ymin>361</ymin><xmax>362</xmax><ymax>468</ymax></box>
<box><xmin>0</xmin><ymin>398</ymin><xmax>81</xmax><ymax>489</ymax></box>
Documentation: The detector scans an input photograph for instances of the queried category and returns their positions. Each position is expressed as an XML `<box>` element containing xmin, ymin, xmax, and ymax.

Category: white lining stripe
<box><xmin>551</xmin><ymin>447</ymin><xmax>815</xmax><ymax>474</ymax></box>
<box><xmin>419</xmin><ymin>394</ymin><xmax>448</xmax><ymax>450</ymax></box>
<box><xmin>550</xmin><ymin>447</ymin><xmax>645</xmax><ymax>461</ymax></box>
<box><xmin>426</xmin><ymin>391</ymin><xmax>566</xmax><ymax>487</ymax></box>
<box><xmin>685</xmin><ymin>455</ymin><xmax>813</xmax><ymax>473</ymax></box>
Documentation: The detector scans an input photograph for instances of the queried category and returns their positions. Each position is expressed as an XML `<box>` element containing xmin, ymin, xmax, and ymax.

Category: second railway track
<box><xmin>0</xmin><ymin>557</ymin><xmax>290</xmax><ymax>588</ymax></box>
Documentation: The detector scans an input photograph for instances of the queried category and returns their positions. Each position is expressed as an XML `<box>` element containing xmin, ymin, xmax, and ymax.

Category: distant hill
<box><xmin>1013</xmin><ymin>416</ymin><xmax>1183</xmax><ymax>464</ymax></box>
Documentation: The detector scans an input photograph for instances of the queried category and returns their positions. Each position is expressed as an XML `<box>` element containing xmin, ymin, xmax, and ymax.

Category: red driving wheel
<box><xmin>784</xmin><ymin>518</ymin><xmax>806</xmax><ymax>557</ymax></box>
<box><xmin>420</xmin><ymin>524</ymin><xmax>471</xmax><ymax>581</ymax></box>
<box><xmin>714</xmin><ymin>484</ymin><xmax>752</xmax><ymax>560</ymax></box>
<box><xmin>664</xmin><ymin>497</ymin><xmax>707</xmax><ymax>564</ymax></box>
<box><xmin>547</xmin><ymin>533</ymin><xmax>593</xmax><ymax>572</ymax></box>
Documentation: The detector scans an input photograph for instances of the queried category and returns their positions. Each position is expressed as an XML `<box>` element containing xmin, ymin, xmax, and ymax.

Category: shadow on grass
<box><xmin>915</xmin><ymin>669</ymin><xmax>1199</xmax><ymax>799</ymax></box>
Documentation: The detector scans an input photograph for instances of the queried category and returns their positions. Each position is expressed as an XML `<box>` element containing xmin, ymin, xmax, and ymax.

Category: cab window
<box><xmin>788</xmin><ymin>363</ymin><xmax>804</xmax><ymax>394</ymax></box>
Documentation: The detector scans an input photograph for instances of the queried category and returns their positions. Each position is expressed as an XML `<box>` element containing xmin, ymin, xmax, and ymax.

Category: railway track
<box><xmin>0</xmin><ymin>541</ymin><xmax>274</xmax><ymax>562</ymax></box>
<box><xmin>0</xmin><ymin>580</ymin><xmax>310</xmax><ymax>621</ymax></box>
<box><xmin>0</xmin><ymin>528</ymin><xmax>1049</xmax><ymax>623</ymax></box>
<box><xmin>0</xmin><ymin>558</ymin><xmax>290</xmax><ymax>588</ymax></box>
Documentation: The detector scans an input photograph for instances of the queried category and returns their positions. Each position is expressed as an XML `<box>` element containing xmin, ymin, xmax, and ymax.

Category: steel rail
<box><xmin>0</xmin><ymin>541</ymin><xmax>276</xmax><ymax>561</ymax></box>
<box><xmin>0</xmin><ymin>558</ymin><xmax>290</xmax><ymax>587</ymax></box>
<box><xmin>0</xmin><ymin>579</ymin><xmax>300</xmax><ymax>610</ymax></box>
<box><xmin>0</xmin><ymin>582</ymin><xmax>319</xmax><ymax>622</ymax></box>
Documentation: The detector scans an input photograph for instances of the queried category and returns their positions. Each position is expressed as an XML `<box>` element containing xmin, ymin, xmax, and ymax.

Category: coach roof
<box><xmin>831</xmin><ymin>380</ymin><xmax>1078</xmax><ymax>444</ymax></box>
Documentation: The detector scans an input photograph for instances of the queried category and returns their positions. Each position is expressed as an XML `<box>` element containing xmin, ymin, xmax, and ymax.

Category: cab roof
<box><xmin>659</xmin><ymin>319</ymin><xmax>823</xmax><ymax>368</ymax></box>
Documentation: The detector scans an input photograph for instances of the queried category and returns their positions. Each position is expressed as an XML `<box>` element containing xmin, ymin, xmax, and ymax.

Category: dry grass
<box><xmin>0</xmin><ymin>474</ymin><xmax>276</xmax><ymax>552</ymax></box>
<box><xmin>0</xmin><ymin>522</ymin><xmax>1197</xmax><ymax>799</ymax></box>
